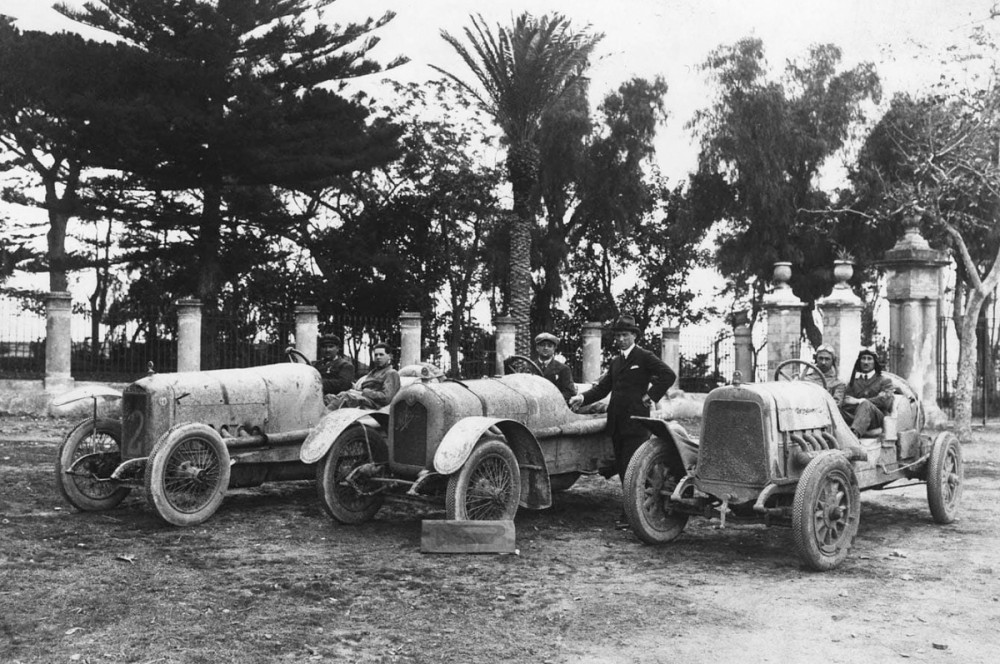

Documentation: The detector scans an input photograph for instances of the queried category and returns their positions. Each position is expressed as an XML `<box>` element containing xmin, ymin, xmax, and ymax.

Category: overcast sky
<box><xmin>3</xmin><ymin>0</ymin><xmax>999</xmax><ymax>183</ymax></box>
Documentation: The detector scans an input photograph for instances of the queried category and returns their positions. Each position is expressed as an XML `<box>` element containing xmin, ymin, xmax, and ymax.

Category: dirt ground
<box><xmin>1</xmin><ymin>414</ymin><xmax>999</xmax><ymax>664</ymax></box>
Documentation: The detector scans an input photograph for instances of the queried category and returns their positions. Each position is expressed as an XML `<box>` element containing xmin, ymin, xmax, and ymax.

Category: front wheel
<box><xmin>316</xmin><ymin>426</ymin><xmax>387</xmax><ymax>524</ymax></box>
<box><xmin>623</xmin><ymin>439</ymin><xmax>688</xmax><ymax>543</ymax></box>
<box><xmin>55</xmin><ymin>418</ymin><xmax>131</xmax><ymax>511</ymax></box>
<box><xmin>446</xmin><ymin>439</ymin><xmax>521</xmax><ymax>520</ymax></box>
<box><xmin>792</xmin><ymin>451</ymin><xmax>860</xmax><ymax>571</ymax></box>
<box><xmin>145</xmin><ymin>423</ymin><xmax>231</xmax><ymax>527</ymax></box>
<box><xmin>927</xmin><ymin>431</ymin><xmax>963</xmax><ymax>524</ymax></box>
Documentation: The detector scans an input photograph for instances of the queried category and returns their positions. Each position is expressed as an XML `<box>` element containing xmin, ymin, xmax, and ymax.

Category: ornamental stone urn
<box><xmin>772</xmin><ymin>261</ymin><xmax>792</xmax><ymax>288</ymax></box>
<box><xmin>833</xmin><ymin>259</ymin><xmax>854</xmax><ymax>287</ymax></box>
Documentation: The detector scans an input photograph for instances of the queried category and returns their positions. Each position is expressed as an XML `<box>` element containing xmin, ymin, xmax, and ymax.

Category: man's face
<box><xmin>319</xmin><ymin>343</ymin><xmax>337</xmax><ymax>359</ymax></box>
<box><xmin>613</xmin><ymin>330</ymin><xmax>636</xmax><ymax>351</ymax></box>
<box><xmin>858</xmin><ymin>354</ymin><xmax>875</xmax><ymax>373</ymax></box>
<box><xmin>814</xmin><ymin>351</ymin><xmax>834</xmax><ymax>373</ymax></box>
<box><xmin>372</xmin><ymin>347</ymin><xmax>391</xmax><ymax>368</ymax></box>
<box><xmin>536</xmin><ymin>341</ymin><xmax>556</xmax><ymax>360</ymax></box>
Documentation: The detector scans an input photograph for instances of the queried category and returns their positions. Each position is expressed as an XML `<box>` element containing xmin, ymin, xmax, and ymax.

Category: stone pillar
<box><xmin>399</xmin><ymin>312</ymin><xmax>422</xmax><ymax>367</ymax></box>
<box><xmin>763</xmin><ymin>262</ymin><xmax>803</xmax><ymax>380</ymax></box>
<box><xmin>819</xmin><ymin>261</ymin><xmax>863</xmax><ymax>384</ymax></box>
<box><xmin>581</xmin><ymin>322</ymin><xmax>604</xmax><ymax>383</ymax></box>
<box><xmin>878</xmin><ymin>217</ymin><xmax>950</xmax><ymax>425</ymax></box>
<box><xmin>495</xmin><ymin>315</ymin><xmax>516</xmax><ymax>376</ymax></box>
<box><xmin>177</xmin><ymin>299</ymin><xmax>202</xmax><ymax>373</ymax></box>
<box><xmin>733</xmin><ymin>318</ymin><xmax>754</xmax><ymax>383</ymax></box>
<box><xmin>44</xmin><ymin>291</ymin><xmax>74</xmax><ymax>393</ymax></box>
<box><xmin>661</xmin><ymin>326</ymin><xmax>680</xmax><ymax>374</ymax></box>
<box><xmin>294</xmin><ymin>305</ymin><xmax>319</xmax><ymax>362</ymax></box>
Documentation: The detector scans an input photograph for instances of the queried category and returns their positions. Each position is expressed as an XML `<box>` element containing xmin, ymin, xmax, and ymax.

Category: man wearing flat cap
<box><xmin>313</xmin><ymin>334</ymin><xmax>355</xmax><ymax>396</ymax></box>
<box><xmin>534</xmin><ymin>332</ymin><xmax>576</xmax><ymax>402</ymax></box>
<box><xmin>570</xmin><ymin>315</ymin><xmax>676</xmax><ymax>518</ymax></box>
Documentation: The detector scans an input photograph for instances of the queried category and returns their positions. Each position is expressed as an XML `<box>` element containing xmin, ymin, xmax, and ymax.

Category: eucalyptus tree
<box><xmin>435</xmin><ymin>12</ymin><xmax>602</xmax><ymax>354</ymax></box>
<box><xmin>688</xmin><ymin>38</ymin><xmax>880</xmax><ymax>340</ymax></box>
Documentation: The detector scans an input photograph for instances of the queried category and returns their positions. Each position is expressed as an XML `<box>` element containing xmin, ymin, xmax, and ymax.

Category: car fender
<box><xmin>434</xmin><ymin>416</ymin><xmax>552</xmax><ymax>510</ymax></box>
<box><xmin>300</xmin><ymin>408</ymin><xmax>384</xmax><ymax>464</ymax></box>
<box><xmin>633</xmin><ymin>416</ymin><xmax>698</xmax><ymax>473</ymax></box>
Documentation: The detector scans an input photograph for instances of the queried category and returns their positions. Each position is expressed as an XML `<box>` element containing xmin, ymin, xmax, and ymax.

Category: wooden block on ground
<box><xmin>420</xmin><ymin>520</ymin><xmax>516</xmax><ymax>554</ymax></box>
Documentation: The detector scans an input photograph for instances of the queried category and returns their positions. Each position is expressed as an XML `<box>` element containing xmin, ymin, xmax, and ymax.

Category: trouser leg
<box><xmin>849</xmin><ymin>400</ymin><xmax>884</xmax><ymax>436</ymax></box>
<box><xmin>615</xmin><ymin>432</ymin><xmax>647</xmax><ymax>483</ymax></box>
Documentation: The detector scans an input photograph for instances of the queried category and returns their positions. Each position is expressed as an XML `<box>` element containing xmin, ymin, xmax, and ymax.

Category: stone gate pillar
<box><xmin>878</xmin><ymin>217</ymin><xmax>950</xmax><ymax>425</ymax></box>
<box><xmin>44</xmin><ymin>291</ymin><xmax>74</xmax><ymax>393</ymax></box>
<box><xmin>819</xmin><ymin>262</ymin><xmax>863</xmax><ymax>384</ymax></box>
<box><xmin>495</xmin><ymin>315</ymin><xmax>516</xmax><ymax>376</ymax></box>
<box><xmin>763</xmin><ymin>262</ymin><xmax>803</xmax><ymax>380</ymax></box>
<box><xmin>294</xmin><ymin>305</ymin><xmax>319</xmax><ymax>362</ymax></box>
<box><xmin>399</xmin><ymin>312</ymin><xmax>422</xmax><ymax>367</ymax></box>
<box><xmin>661</xmin><ymin>326</ymin><xmax>680</xmax><ymax>374</ymax></box>
<box><xmin>581</xmin><ymin>322</ymin><xmax>604</xmax><ymax>383</ymax></box>
<box><xmin>177</xmin><ymin>299</ymin><xmax>202</xmax><ymax>373</ymax></box>
<box><xmin>733</xmin><ymin>313</ymin><xmax>754</xmax><ymax>382</ymax></box>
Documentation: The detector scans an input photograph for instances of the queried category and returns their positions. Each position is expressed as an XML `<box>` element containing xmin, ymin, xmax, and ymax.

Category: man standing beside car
<box><xmin>533</xmin><ymin>332</ymin><xmax>576</xmax><ymax>402</ymax></box>
<box><xmin>569</xmin><ymin>315</ymin><xmax>675</xmax><ymax>526</ymax></box>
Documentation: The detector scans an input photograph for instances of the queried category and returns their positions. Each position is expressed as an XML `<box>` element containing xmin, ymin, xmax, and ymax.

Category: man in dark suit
<box><xmin>569</xmin><ymin>315</ymin><xmax>676</xmax><ymax>525</ymax></box>
<box><xmin>534</xmin><ymin>332</ymin><xmax>576</xmax><ymax>402</ymax></box>
<box><xmin>312</xmin><ymin>334</ymin><xmax>354</xmax><ymax>396</ymax></box>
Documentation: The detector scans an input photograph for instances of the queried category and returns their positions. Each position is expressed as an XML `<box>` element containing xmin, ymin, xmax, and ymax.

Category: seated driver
<box><xmin>533</xmin><ymin>332</ymin><xmax>576</xmax><ymax>402</ymax></box>
<box><xmin>804</xmin><ymin>344</ymin><xmax>846</xmax><ymax>406</ymax></box>
<box><xmin>840</xmin><ymin>348</ymin><xmax>894</xmax><ymax>438</ymax></box>
<box><xmin>326</xmin><ymin>342</ymin><xmax>401</xmax><ymax>410</ymax></box>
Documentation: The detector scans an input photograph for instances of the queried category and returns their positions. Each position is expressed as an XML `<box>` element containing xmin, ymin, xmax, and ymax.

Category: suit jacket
<box><xmin>581</xmin><ymin>346</ymin><xmax>675</xmax><ymax>438</ymax></box>
<box><xmin>537</xmin><ymin>357</ymin><xmax>576</xmax><ymax>402</ymax></box>
<box><xmin>845</xmin><ymin>372</ymin><xmax>894</xmax><ymax>412</ymax></box>
<box><xmin>312</xmin><ymin>356</ymin><xmax>355</xmax><ymax>395</ymax></box>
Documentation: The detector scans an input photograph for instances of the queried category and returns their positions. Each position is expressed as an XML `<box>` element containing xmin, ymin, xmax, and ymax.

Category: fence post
<box><xmin>495</xmin><ymin>315</ymin><xmax>516</xmax><ymax>376</ymax></box>
<box><xmin>661</xmin><ymin>326</ymin><xmax>680</xmax><ymax>374</ymax></box>
<box><xmin>399</xmin><ymin>311</ymin><xmax>422</xmax><ymax>367</ymax></box>
<box><xmin>294</xmin><ymin>305</ymin><xmax>319</xmax><ymax>362</ymax></box>
<box><xmin>818</xmin><ymin>262</ymin><xmax>862</xmax><ymax>385</ymax></box>
<box><xmin>44</xmin><ymin>291</ymin><xmax>74</xmax><ymax>393</ymax></box>
<box><xmin>763</xmin><ymin>262</ymin><xmax>803</xmax><ymax>380</ymax></box>
<box><xmin>581</xmin><ymin>321</ymin><xmax>603</xmax><ymax>384</ymax></box>
<box><xmin>177</xmin><ymin>299</ymin><xmax>202</xmax><ymax>373</ymax></box>
<box><xmin>734</xmin><ymin>315</ymin><xmax>754</xmax><ymax>382</ymax></box>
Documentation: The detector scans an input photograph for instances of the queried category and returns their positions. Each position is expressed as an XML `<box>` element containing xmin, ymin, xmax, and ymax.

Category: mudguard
<box><xmin>300</xmin><ymin>408</ymin><xmax>384</xmax><ymax>464</ymax></box>
<box><xmin>50</xmin><ymin>384</ymin><xmax>123</xmax><ymax>407</ymax></box>
<box><xmin>434</xmin><ymin>416</ymin><xmax>552</xmax><ymax>510</ymax></box>
<box><xmin>633</xmin><ymin>416</ymin><xmax>699</xmax><ymax>473</ymax></box>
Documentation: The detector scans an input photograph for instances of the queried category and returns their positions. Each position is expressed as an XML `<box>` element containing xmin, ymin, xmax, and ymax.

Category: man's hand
<box><xmin>568</xmin><ymin>394</ymin><xmax>584</xmax><ymax>410</ymax></box>
<box><xmin>642</xmin><ymin>394</ymin><xmax>653</xmax><ymax>409</ymax></box>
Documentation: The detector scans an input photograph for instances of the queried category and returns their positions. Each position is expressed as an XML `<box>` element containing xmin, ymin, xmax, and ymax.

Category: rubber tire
<box><xmin>792</xmin><ymin>451</ymin><xmax>861</xmax><ymax>571</ymax></box>
<box><xmin>445</xmin><ymin>439</ymin><xmax>521</xmax><ymax>520</ymax></box>
<box><xmin>927</xmin><ymin>431</ymin><xmax>963</xmax><ymax>524</ymax></box>
<box><xmin>623</xmin><ymin>439</ymin><xmax>688</xmax><ymax>543</ymax></box>
<box><xmin>55</xmin><ymin>418</ymin><xmax>131</xmax><ymax>511</ymax></box>
<box><xmin>316</xmin><ymin>426</ymin><xmax>387</xmax><ymax>524</ymax></box>
<box><xmin>145</xmin><ymin>423</ymin><xmax>231</xmax><ymax>527</ymax></box>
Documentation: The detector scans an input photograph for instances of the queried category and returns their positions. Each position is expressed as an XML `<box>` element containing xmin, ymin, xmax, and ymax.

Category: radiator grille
<box><xmin>392</xmin><ymin>401</ymin><xmax>428</xmax><ymax>467</ymax></box>
<box><xmin>698</xmin><ymin>399</ymin><xmax>768</xmax><ymax>485</ymax></box>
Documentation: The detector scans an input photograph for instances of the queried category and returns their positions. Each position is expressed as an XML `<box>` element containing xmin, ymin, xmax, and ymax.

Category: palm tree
<box><xmin>435</xmin><ymin>13</ymin><xmax>602</xmax><ymax>354</ymax></box>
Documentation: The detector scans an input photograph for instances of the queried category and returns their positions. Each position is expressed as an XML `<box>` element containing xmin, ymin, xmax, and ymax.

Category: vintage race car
<box><xmin>55</xmin><ymin>357</ymin><xmax>328</xmax><ymax>526</ymax></box>
<box><xmin>299</xmin><ymin>355</ymin><xmax>617</xmax><ymax>523</ymax></box>
<box><xmin>623</xmin><ymin>360</ymin><xmax>963</xmax><ymax>571</ymax></box>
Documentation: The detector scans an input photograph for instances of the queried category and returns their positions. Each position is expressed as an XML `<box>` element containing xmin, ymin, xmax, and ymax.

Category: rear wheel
<box><xmin>145</xmin><ymin>423</ymin><xmax>230</xmax><ymax>527</ymax></box>
<box><xmin>446</xmin><ymin>439</ymin><xmax>520</xmax><ymax>520</ymax></box>
<box><xmin>55</xmin><ymin>418</ymin><xmax>130</xmax><ymax>511</ymax></box>
<box><xmin>316</xmin><ymin>426</ymin><xmax>387</xmax><ymax>524</ymax></box>
<box><xmin>792</xmin><ymin>451</ymin><xmax>860</xmax><ymax>571</ymax></box>
<box><xmin>927</xmin><ymin>431</ymin><xmax>963</xmax><ymax>524</ymax></box>
<box><xmin>623</xmin><ymin>439</ymin><xmax>688</xmax><ymax>543</ymax></box>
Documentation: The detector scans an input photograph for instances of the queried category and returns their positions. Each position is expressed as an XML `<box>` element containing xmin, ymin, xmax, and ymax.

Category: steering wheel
<box><xmin>285</xmin><ymin>346</ymin><xmax>311</xmax><ymax>365</ymax></box>
<box><xmin>503</xmin><ymin>355</ymin><xmax>543</xmax><ymax>376</ymax></box>
<box><xmin>774</xmin><ymin>359</ymin><xmax>827</xmax><ymax>390</ymax></box>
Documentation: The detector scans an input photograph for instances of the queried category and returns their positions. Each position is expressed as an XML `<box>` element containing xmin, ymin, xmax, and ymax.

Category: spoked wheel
<box><xmin>792</xmin><ymin>451</ymin><xmax>860</xmax><ymax>571</ymax></box>
<box><xmin>503</xmin><ymin>355</ymin><xmax>543</xmax><ymax>376</ymax></box>
<box><xmin>316</xmin><ymin>425</ymin><xmax>387</xmax><ymax>524</ymax></box>
<box><xmin>446</xmin><ymin>439</ymin><xmax>521</xmax><ymax>520</ymax></box>
<box><xmin>286</xmin><ymin>347</ymin><xmax>310</xmax><ymax>364</ymax></box>
<box><xmin>774</xmin><ymin>359</ymin><xmax>827</xmax><ymax>390</ymax></box>
<box><xmin>623</xmin><ymin>439</ymin><xmax>688</xmax><ymax>543</ymax></box>
<box><xmin>55</xmin><ymin>418</ymin><xmax>131</xmax><ymax>511</ymax></box>
<box><xmin>145</xmin><ymin>423</ymin><xmax>231</xmax><ymax>527</ymax></box>
<box><xmin>927</xmin><ymin>431</ymin><xmax>963</xmax><ymax>524</ymax></box>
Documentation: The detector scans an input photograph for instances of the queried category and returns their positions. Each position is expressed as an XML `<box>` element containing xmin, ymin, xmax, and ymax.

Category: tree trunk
<box><xmin>954</xmin><ymin>287</ymin><xmax>987</xmax><ymax>442</ymax></box>
<box><xmin>507</xmin><ymin>141</ymin><xmax>539</xmax><ymax>356</ymax></box>
<box><xmin>198</xmin><ymin>185</ymin><xmax>224</xmax><ymax>369</ymax></box>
